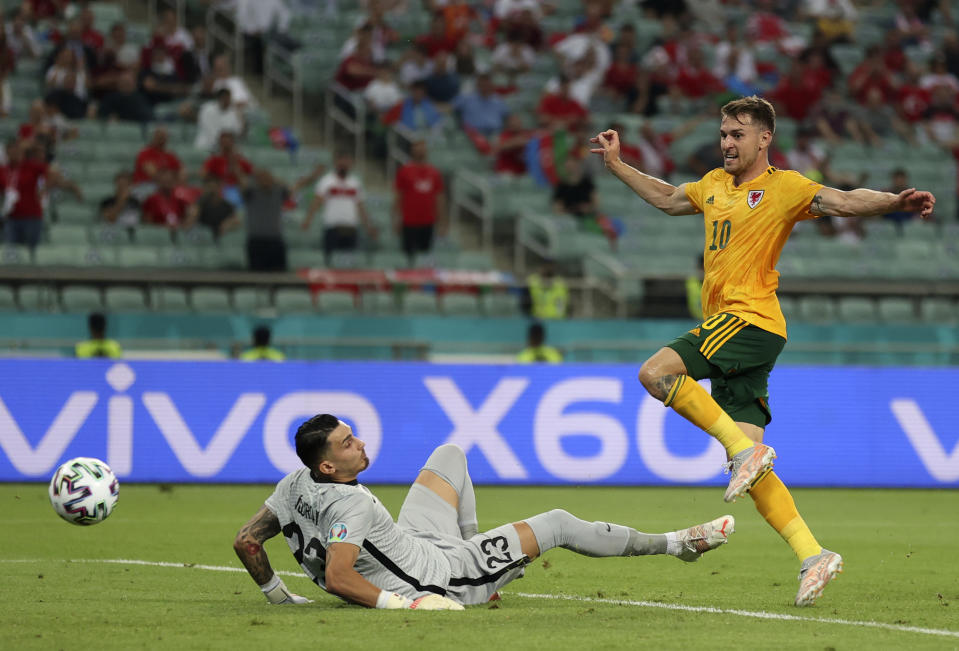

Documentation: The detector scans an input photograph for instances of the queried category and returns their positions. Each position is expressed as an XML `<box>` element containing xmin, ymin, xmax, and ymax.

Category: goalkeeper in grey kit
<box><xmin>234</xmin><ymin>415</ymin><xmax>736</xmax><ymax>610</ymax></box>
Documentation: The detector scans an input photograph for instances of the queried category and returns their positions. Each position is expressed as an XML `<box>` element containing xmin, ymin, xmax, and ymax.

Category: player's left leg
<box><xmin>397</xmin><ymin>444</ymin><xmax>478</xmax><ymax>539</ymax></box>
<box><xmin>515</xmin><ymin>510</ymin><xmax>734</xmax><ymax>562</ymax></box>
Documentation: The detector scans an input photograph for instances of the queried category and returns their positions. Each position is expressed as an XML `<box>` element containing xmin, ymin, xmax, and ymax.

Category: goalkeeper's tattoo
<box><xmin>234</xmin><ymin>506</ymin><xmax>281</xmax><ymax>586</ymax></box>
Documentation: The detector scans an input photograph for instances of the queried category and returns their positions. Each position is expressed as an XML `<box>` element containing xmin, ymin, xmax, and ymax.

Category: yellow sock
<box><xmin>750</xmin><ymin>471</ymin><xmax>822</xmax><ymax>561</ymax></box>
<box><xmin>664</xmin><ymin>375</ymin><xmax>753</xmax><ymax>456</ymax></box>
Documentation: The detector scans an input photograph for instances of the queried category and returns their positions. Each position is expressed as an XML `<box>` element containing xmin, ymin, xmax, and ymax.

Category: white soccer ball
<box><xmin>48</xmin><ymin>457</ymin><xmax>120</xmax><ymax>526</ymax></box>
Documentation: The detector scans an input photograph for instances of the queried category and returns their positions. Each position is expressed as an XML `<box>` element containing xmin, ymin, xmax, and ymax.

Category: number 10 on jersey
<box><xmin>709</xmin><ymin>220</ymin><xmax>732</xmax><ymax>250</ymax></box>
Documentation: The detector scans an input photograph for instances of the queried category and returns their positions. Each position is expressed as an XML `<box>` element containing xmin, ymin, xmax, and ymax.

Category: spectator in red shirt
<box><xmin>493</xmin><ymin>114</ymin><xmax>532</xmax><ymax>176</ymax></box>
<box><xmin>132</xmin><ymin>127</ymin><xmax>182</xmax><ymax>196</ymax></box>
<box><xmin>394</xmin><ymin>139</ymin><xmax>445</xmax><ymax>266</ymax></box>
<box><xmin>537</xmin><ymin>75</ymin><xmax>589</xmax><ymax>129</ymax></box>
<box><xmin>602</xmin><ymin>43</ymin><xmax>639</xmax><ymax>106</ymax></box>
<box><xmin>142</xmin><ymin>167</ymin><xmax>189</xmax><ymax>229</ymax></box>
<box><xmin>335</xmin><ymin>40</ymin><xmax>377</xmax><ymax>92</ymax></box>
<box><xmin>848</xmin><ymin>47</ymin><xmax>896</xmax><ymax>105</ymax></box>
<box><xmin>203</xmin><ymin>131</ymin><xmax>253</xmax><ymax>206</ymax></box>
<box><xmin>897</xmin><ymin>63</ymin><xmax>932</xmax><ymax>123</ymax></box>
<box><xmin>415</xmin><ymin>13</ymin><xmax>456</xmax><ymax>57</ymax></box>
<box><xmin>673</xmin><ymin>47</ymin><xmax>724</xmax><ymax>99</ymax></box>
<box><xmin>770</xmin><ymin>62</ymin><xmax>822</xmax><ymax>121</ymax></box>
<box><xmin>79</xmin><ymin>6</ymin><xmax>105</xmax><ymax>53</ymax></box>
<box><xmin>24</xmin><ymin>0</ymin><xmax>68</xmax><ymax>21</ymax></box>
<box><xmin>1</xmin><ymin>140</ymin><xmax>82</xmax><ymax>253</ymax></box>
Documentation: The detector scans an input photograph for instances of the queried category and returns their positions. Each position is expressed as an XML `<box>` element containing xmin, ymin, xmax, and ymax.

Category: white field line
<box><xmin>3</xmin><ymin>558</ymin><xmax>958</xmax><ymax>639</ymax></box>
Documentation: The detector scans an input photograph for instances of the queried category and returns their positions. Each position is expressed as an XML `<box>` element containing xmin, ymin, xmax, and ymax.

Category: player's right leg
<box><xmin>516</xmin><ymin>510</ymin><xmax>734</xmax><ymax>562</ymax></box>
<box><xmin>639</xmin><ymin>337</ymin><xmax>773</xmax><ymax>499</ymax></box>
<box><xmin>397</xmin><ymin>444</ymin><xmax>478</xmax><ymax>539</ymax></box>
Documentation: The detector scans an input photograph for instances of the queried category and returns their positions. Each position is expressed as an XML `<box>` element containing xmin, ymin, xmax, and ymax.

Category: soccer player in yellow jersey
<box><xmin>590</xmin><ymin>96</ymin><xmax>936</xmax><ymax>607</ymax></box>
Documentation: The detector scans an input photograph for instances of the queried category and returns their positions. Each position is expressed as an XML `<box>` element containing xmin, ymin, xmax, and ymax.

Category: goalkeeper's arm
<box><xmin>325</xmin><ymin>543</ymin><xmax>463</xmax><ymax>610</ymax></box>
<box><xmin>233</xmin><ymin>505</ymin><xmax>311</xmax><ymax>605</ymax></box>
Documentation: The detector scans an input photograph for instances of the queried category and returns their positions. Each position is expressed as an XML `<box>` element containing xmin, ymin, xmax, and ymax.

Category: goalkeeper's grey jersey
<box><xmin>265</xmin><ymin>468</ymin><xmax>452</xmax><ymax>598</ymax></box>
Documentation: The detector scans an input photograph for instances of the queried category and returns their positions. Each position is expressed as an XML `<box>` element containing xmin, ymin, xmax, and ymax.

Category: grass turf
<box><xmin>4</xmin><ymin>483</ymin><xmax>958</xmax><ymax>650</ymax></box>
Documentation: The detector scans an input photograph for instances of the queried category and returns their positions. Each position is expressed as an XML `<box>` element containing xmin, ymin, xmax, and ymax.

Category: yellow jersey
<box><xmin>683</xmin><ymin>166</ymin><xmax>822</xmax><ymax>339</ymax></box>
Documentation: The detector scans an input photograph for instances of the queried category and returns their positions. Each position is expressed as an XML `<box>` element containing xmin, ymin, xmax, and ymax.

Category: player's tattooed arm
<box><xmin>233</xmin><ymin>505</ymin><xmax>281</xmax><ymax>586</ymax></box>
<box><xmin>810</xmin><ymin>185</ymin><xmax>935</xmax><ymax>219</ymax></box>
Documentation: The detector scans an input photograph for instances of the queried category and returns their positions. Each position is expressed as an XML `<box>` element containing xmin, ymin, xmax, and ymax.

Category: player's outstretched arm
<box><xmin>810</xmin><ymin>186</ymin><xmax>936</xmax><ymax>220</ymax></box>
<box><xmin>589</xmin><ymin>129</ymin><xmax>699</xmax><ymax>216</ymax></box>
<box><xmin>234</xmin><ymin>505</ymin><xmax>312</xmax><ymax>604</ymax></box>
<box><xmin>325</xmin><ymin>543</ymin><xmax>463</xmax><ymax>610</ymax></box>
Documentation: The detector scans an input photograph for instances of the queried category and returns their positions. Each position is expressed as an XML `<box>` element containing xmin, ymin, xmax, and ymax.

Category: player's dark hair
<box><xmin>528</xmin><ymin>321</ymin><xmax>545</xmax><ymax>346</ymax></box>
<box><xmin>295</xmin><ymin>414</ymin><xmax>340</xmax><ymax>471</ymax></box>
<box><xmin>721</xmin><ymin>96</ymin><xmax>776</xmax><ymax>134</ymax></box>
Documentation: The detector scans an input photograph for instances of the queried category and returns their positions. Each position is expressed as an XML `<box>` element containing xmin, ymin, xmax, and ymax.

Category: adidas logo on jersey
<box><xmin>706</xmin><ymin>195</ymin><xmax>714</xmax><ymax>205</ymax></box>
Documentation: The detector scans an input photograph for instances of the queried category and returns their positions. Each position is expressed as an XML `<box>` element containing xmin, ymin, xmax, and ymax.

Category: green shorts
<box><xmin>666</xmin><ymin>313</ymin><xmax>786</xmax><ymax>428</ymax></box>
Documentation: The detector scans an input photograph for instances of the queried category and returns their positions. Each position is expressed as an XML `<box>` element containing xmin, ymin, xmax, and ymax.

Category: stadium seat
<box><xmin>35</xmin><ymin>245</ymin><xmax>84</xmax><ymax>266</ymax></box>
<box><xmin>403</xmin><ymin>290</ymin><xmax>439</xmax><ymax>315</ymax></box>
<box><xmin>877</xmin><ymin>297</ymin><xmax>917</xmax><ymax>323</ymax></box>
<box><xmin>233</xmin><ymin>288</ymin><xmax>271</xmax><ymax>313</ymax></box>
<box><xmin>47</xmin><ymin>224</ymin><xmax>90</xmax><ymax>246</ymax></box>
<box><xmin>180</xmin><ymin>228</ymin><xmax>216</xmax><ymax>248</ymax></box>
<box><xmin>442</xmin><ymin>292</ymin><xmax>481</xmax><ymax>316</ymax></box>
<box><xmin>0</xmin><ymin>286</ymin><xmax>17</xmax><ymax>311</ymax></box>
<box><xmin>191</xmin><ymin>287</ymin><xmax>232</xmax><ymax>313</ymax></box>
<box><xmin>53</xmin><ymin>202</ymin><xmax>96</xmax><ymax>224</ymax></box>
<box><xmin>317</xmin><ymin>290</ymin><xmax>357</xmax><ymax>315</ymax></box>
<box><xmin>484</xmin><ymin>291</ymin><xmax>522</xmax><ymax>317</ymax></box>
<box><xmin>837</xmin><ymin>297</ymin><xmax>878</xmax><ymax>323</ymax></box>
<box><xmin>89</xmin><ymin>224</ymin><xmax>128</xmax><ymax>246</ymax></box>
<box><xmin>61</xmin><ymin>286</ymin><xmax>103</xmax><ymax>312</ymax></box>
<box><xmin>117</xmin><ymin>247</ymin><xmax>162</xmax><ymax>268</ymax></box>
<box><xmin>104</xmin><ymin>287</ymin><xmax>148</xmax><ymax>312</ymax></box>
<box><xmin>919</xmin><ymin>297</ymin><xmax>957</xmax><ymax>323</ymax></box>
<box><xmin>901</xmin><ymin>220</ymin><xmax>938</xmax><ymax>241</ymax></box>
<box><xmin>798</xmin><ymin>296</ymin><xmax>836</xmax><ymax>323</ymax></box>
<box><xmin>274</xmin><ymin>288</ymin><xmax>316</xmax><ymax>314</ymax></box>
<box><xmin>371</xmin><ymin>251</ymin><xmax>408</xmax><ymax>270</ymax></box>
<box><xmin>778</xmin><ymin>295</ymin><xmax>799</xmax><ymax>322</ymax></box>
<box><xmin>18</xmin><ymin>285</ymin><xmax>53</xmax><ymax>311</ymax></box>
<box><xmin>150</xmin><ymin>287</ymin><xmax>190</xmax><ymax>312</ymax></box>
<box><xmin>0</xmin><ymin>245</ymin><xmax>32</xmax><ymax>265</ymax></box>
<box><xmin>135</xmin><ymin>227</ymin><xmax>177</xmax><ymax>247</ymax></box>
<box><xmin>329</xmin><ymin>251</ymin><xmax>365</xmax><ymax>269</ymax></box>
<box><xmin>361</xmin><ymin>290</ymin><xmax>399</xmax><ymax>315</ymax></box>
<box><xmin>288</xmin><ymin>249</ymin><xmax>324</xmax><ymax>269</ymax></box>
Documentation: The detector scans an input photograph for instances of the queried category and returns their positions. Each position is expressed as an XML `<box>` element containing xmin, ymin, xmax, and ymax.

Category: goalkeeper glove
<box><xmin>260</xmin><ymin>574</ymin><xmax>313</xmax><ymax>605</ymax></box>
<box><xmin>376</xmin><ymin>590</ymin><xmax>464</xmax><ymax>611</ymax></box>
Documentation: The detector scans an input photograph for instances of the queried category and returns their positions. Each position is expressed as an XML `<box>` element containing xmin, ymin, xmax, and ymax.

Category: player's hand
<box><xmin>589</xmin><ymin>129</ymin><xmax>621</xmax><ymax>167</ymax></box>
<box><xmin>896</xmin><ymin>188</ymin><xmax>936</xmax><ymax>220</ymax></box>
<box><xmin>273</xmin><ymin>592</ymin><xmax>313</xmax><ymax>605</ymax></box>
<box><xmin>409</xmin><ymin>594</ymin><xmax>465</xmax><ymax>611</ymax></box>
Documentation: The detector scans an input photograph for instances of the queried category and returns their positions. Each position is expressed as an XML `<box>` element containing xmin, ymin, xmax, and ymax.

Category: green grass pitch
<box><xmin>4</xmin><ymin>483</ymin><xmax>958</xmax><ymax>650</ymax></box>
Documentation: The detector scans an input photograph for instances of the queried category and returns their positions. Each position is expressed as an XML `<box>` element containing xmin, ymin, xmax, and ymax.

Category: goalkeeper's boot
<box><xmin>723</xmin><ymin>443</ymin><xmax>776</xmax><ymax>503</ymax></box>
<box><xmin>795</xmin><ymin>549</ymin><xmax>843</xmax><ymax>606</ymax></box>
<box><xmin>674</xmin><ymin>515</ymin><xmax>735</xmax><ymax>562</ymax></box>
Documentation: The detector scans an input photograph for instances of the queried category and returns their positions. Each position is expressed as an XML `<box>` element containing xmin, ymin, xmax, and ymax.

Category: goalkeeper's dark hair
<box><xmin>721</xmin><ymin>95</ymin><xmax>776</xmax><ymax>135</ymax></box>
<box><xmin>295</xmin><ymin>414</ymin><xmax>340</xmax><ymax>470</ymax></box>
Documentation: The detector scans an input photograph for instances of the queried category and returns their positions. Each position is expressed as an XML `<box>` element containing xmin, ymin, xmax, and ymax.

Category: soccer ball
<box><xmin>48</xmin><ymin>457</ymin><xmax>120</xmax><ymax>525</ymax></box>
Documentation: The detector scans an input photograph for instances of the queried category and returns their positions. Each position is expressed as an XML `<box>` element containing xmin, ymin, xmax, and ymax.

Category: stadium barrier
<box><xmin>1</xmin><ymin>360</ymin><xmax>956</xmax><ymax>487</ymax></box>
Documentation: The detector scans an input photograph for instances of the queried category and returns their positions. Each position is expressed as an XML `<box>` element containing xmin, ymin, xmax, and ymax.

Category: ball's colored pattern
<box><xmin>48</xmin><ymin>457</ymin><xmax>120</xmax><ymax>526</ymax></box>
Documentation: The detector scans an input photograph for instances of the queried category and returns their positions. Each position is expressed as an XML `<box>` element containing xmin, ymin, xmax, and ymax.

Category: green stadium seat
<box><xmin>116</xmin><ymin>247</ymin><xmax>162</xmax><ymax>268</ymax></box>
<box><xmin>288</xmin><ymin>249</ymin><xmax>324</xmax><ymax>269</ymax></box>
<box><xmin>900</xmin><ymin>220</ymin><xmax>939</xmax><ymax>241</ymax></box>
<box><xmin>0</xmin><ymin>286</ymin><xmax>17</xmax><ymax>311</ymax></box>
<box><xmin>403</xmin><ymin>290</ymin><xmax>439</xmax><ymax>315</ymax></box>
<box><xmin>180</xmin><ymin>228</ymin><xmax>216</xmax><ymax>248</ymax></box>
<box><xmin>35</xmin><ymin>245</ymin><xmax>84</xmax><ymax>266</ymax></box>
<box><xmin>150</xmin><ymin>287</ymin><xmax>190</xmax><ymax>312</ymax></box>
<box><xmin>18</xmin><ymin>285</ymin><xmax>53</xmax><ymax>311</ymax></box>
<box><xmin>47</xmin><ymin>224</ymin><xmax>90</xmax><ymax>246</ymax></box>
<box><xmin>274</xmin><ymin>288</ymin><xmax>315</xmax><ymax>314</ymax></box>
<box><xmin>191</xmin><ymin>287</ymin><xmax>231</xmax><ymax>313</ymax></box>
<box><xmin>877</xmin><ymin>297</ymin><xmax>917</xmax><ymax>323</ymax></box>
<box><xmin>778</xmin><ymin>295</ymin><xmax>799</xmax><ymax>321</ymax></box>
<box><xmin>233</xmin><ymin>288</ymin><xmax>271</xmax><ymax>313</ymax></box>
<box><xmin>837</xmin><ymin>297</ymin><xmax>878</xmax><ymax>323</ymax></box>
<box><xmin>371</xmin><ymin>251</ymin><xmax>408</xmax><ymax>270</ymax></box>
<box><xmin>55</xmin><ymin>203</ymin><xmax>96</xmax><ymax>224</ymax></box>
<box><xmin>361</xmin><ymin>290</ymin><xmax>399</xmax><ymax>315</ymax></box>
<box><xmin>484</xmin><ymin>291</ymin><xmax>522</xmax><ymax>317</ymax></box>
<box><xmin>919</xmin><ymin>297</ymin><xmax>957</xmax><ymax>323</ymax></box>
<box><xmin>317</xmin><ymin>290</ymin><xmax>357</xmax><ymax>315</ymax></box>
<box><xmin>798</xmin><ymin>296</ymin><xmax>836</xmax><ymax>322</ymax></box>
<box><xmin>61</xmin><ymin>286</ymin><xmax>103</xmax><ymax>312</ymax></box>
<box><xmin>0</xmin><ymin>245</ymin><xmax>32</xmax><ymax>265</ymax></box>
<box><xmin>135</xmin><ymin>227</ymin><xmax>177</xmax><ymax>247</ymax></box>
<box><xmin>104</xmin><ymin>287</ymin><xmax>148</xmax><ymax>312</ymax></box>
<box><xmin>90</xmin><ymin>224</ymin><xmax>128</xmax><ymax>246</ymax></box>
<box><xmin>329</xmin><ymin>251</ymin><xmax>365</xmax><ymax>269</ymax></box>
<box><xmin>442</xmin><ymin>293</ymin><xmax>481</xmax><ymax>316</ymax></box>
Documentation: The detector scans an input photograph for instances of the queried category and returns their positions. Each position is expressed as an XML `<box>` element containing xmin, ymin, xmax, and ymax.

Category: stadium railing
<box><xmin>325</xmin><ymin>82</ymin><xmax>366</xmax><ymax>172</ymax></box>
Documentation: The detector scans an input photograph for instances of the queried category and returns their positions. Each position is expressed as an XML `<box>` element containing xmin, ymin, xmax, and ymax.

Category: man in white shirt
<box><xmin>301</xmin><ymin>152</ymin><xmax>377</xmax><ymax>265</ymax></box>
<box><xmin>195</xmin><ymin>88</ymin><xmax>245</xmax><ymax>151</ymax></box>
<box><xmin>210</xmin><ymin>53</ymin><xmax>256</xmax><ymax>111</ymax></box>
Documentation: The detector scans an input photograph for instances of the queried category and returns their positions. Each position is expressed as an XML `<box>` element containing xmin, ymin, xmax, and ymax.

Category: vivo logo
<box><xmin>0</xmin><ymin>364</ymin><xmax>383</xmax><ymax>478</ymax></box>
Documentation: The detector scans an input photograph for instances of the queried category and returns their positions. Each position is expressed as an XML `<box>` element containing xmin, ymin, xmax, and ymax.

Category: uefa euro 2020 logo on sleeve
<box><xmin>328</xmin><ymin>523</ymin><xmax>348</xmax><ymax>543</ymax></box>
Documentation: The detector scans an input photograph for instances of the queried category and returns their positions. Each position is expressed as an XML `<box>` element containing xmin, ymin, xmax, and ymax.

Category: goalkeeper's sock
<box><xmin>524</xmin><ymin>509</ymin><xmax>666</xmax><ymax>557</ymax></box>
<box><xmin>664</xmin><ymin>375</ymin><xmax>753</xmax><ymax>457</ymax></box>
<box><xmin>750</xmin><ymin>471</ymin><xmax>822</xmax><ymax>561</ymax></box>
